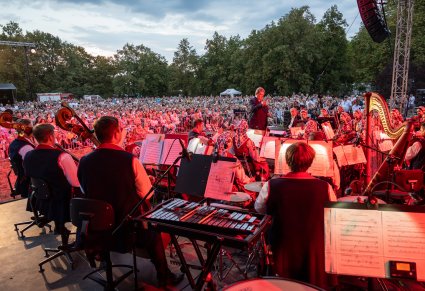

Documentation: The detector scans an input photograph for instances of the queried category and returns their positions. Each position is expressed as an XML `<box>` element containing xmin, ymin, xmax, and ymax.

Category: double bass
<box><xmin>55</xmin><ymin>102</ymin><xmax>100</xmax><ymax>147</ymax></box>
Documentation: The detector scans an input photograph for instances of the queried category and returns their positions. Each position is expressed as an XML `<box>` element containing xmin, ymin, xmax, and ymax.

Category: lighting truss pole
<box><xmin>390</xmin><ymin>0</ymin><xmax>414</xmax><ymax>115</ymax></box>
<box><xmin>0</xmin><ymin>40</ymin><xmax>36</xmax><ymax>101</ymax></box>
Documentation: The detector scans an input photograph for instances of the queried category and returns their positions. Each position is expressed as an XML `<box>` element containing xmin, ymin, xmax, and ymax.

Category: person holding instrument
<box><xmin>77</xmin><ymin>116</ymin><xmax>183</xmax><ymax>288</ymax></box>
<box><xmin>23</xmin><ymin>123</ymin><xmax>80</xmax><ymax>245</ymax></box>
<box><xmin>8</xmin><ymin>118</ymin><xmax>34</xmax><ymax>198</ymax></box>
<box><xmin>248</xmin><ymin>87</ymin><xmax>268</xmax><ymax>130</ymax></box>
<box><xmin>406</xmin><ymin>122</ymin><xmax>425</xmax><ymax>170</ymax></box>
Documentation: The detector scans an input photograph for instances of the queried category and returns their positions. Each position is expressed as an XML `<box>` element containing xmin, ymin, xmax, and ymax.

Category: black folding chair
<box><xmin>14</xmin><ymin>177</ymin><xmax>52</xmax><ymax>238</ymax></box>
<box><xmin>70</xmin><ymin>197</ymin><xmax>136</xmax><ymax>290</ymax></box>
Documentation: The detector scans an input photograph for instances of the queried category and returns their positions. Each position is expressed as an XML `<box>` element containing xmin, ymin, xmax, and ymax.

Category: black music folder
<box><xmin>174</xmin><ymin>154</ymin><xmax>236</xmax><ymax>198</ymax></box>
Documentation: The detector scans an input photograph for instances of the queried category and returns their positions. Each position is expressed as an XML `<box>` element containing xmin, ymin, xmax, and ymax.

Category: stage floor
<box><xmin>2</xmin><ymin>199</ymin><xmax>425</xmax><ymax>290</ymax></box>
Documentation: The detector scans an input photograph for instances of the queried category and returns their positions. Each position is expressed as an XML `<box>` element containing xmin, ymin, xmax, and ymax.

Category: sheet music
<box><xmin>333</xmin><ymin>145</ymin><xmax>367</xmax><ymax>166</ymax></box>
<box><xmin>326</xmin><ymin>205</ymin><xmax>425</xmax><ymax>280</ymax></box>
<box><xmin>204</xmin><ymin>160</ymin><xmax>235</xmax><ymax>201</ymax></box>
<box><xmin>160</xmin><ymin>139</ymin><xmax>182</xmax><ymax>166</ymax></box>
<box><xmin>138</xmin><ymin>139</ymin><xmax>148</xmax><ymax>162</ymax></box>
<box><xmin>275</xmin><ymin>140</ymin><xmax>333</xmax><ymax>177</ymax></box>
<box><xmin>141</xmin><ymin>140</ymin><xmax>162</xmax><ymax>164</ymax></box>
<box><xmin>308</xmin><ymin>142</ymin><xmax>334</xmax><ymax>177</ymax></box>
<box><xmin>145</xmin><ymin>133</ymin><xmax>164</xmax><ymax>142</ymax></box>
<box><xmin>290</xmin><ymin>127</ymin><xmax>303</xmax><ymax>138</ymax></box>
<box><xmin>325</xmin><ymin>208</ymin><xmax>385</xmax><ymax>277</ymax></box>
<box><xmin>260</xmin><ymin>136</ymin><xmax>277</xmax><ymax>159</ymax></box>
<box><xmin>321</xmin><ymin>122</ymin><xmax>335</xmax><ymax>140</ymax></box>
<box><xmin>246</xmin><ymin>129</ymin><xmax>264</xmax><ymax>148</ymax></box>
<box><xmin>378</xmin><ymin>132</ymin><xmax>394</xmax><ymax>152</ymax></box>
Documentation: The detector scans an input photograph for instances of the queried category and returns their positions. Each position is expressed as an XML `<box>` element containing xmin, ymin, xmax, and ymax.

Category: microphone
<box><xmin>178</xmin><ymin>138</ymin><xmax>192</xmax><ymax>162</ymax></box>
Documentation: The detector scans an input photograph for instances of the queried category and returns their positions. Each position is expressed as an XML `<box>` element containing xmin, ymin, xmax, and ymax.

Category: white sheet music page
<box><xmin>321</xmin><ymin>122</ymin><xmax>335</xmax><ymax>140</ymax></box>
<box><xmin>260</xmin><ymin>136</ymin><xmax>277</xmax><ymax>159</ymax></box>
<box><xmin>204</xmin><ymin>160</ymin><xmax>235</xmax><ymax>201</ymax></box>
<box><xmin>333</xmin><ymin>145</ymin><xmax>367</xmax><ymax>166</ymax></box>
<box><xmin>145</xmin><ymin>133</ymin><xmax>165</xmax><ymax>142</ymax></box>
<box><xmin>325</xmin><ymin>207</ymin><xmax>385</xmax><ymax>278</ymax></box>
<box><xmin>160</xmin><ymin>139</ymin><xmax>182</xmax><ymax>166</ymax></box>
<box><xmin>308</xmin><ymin>141</ymin><xmax>334</xmax><ymax>177</ymax></box>
<box><xmin>138</xmin><ymin>140</ymin><xmax>148</xmax><ymax>163</ymax></box>
<box><xmin>141</xmin><ymin>140</ymin><xmax>162</xmax><ymax>165</ymax></box>
<box><xmin>382</xmin><ymin>211</ymin><xmax>425</xmax><ymax>280</ymax></box>
<box><xmin>378</xmin><ymin>132</ymin><xmax>394</xmax><ymax>152</ymax></box>
<box><xmin>274</xmin><ymin>140</ymin><xmax>293</xmax><ymax>174</ymax></box>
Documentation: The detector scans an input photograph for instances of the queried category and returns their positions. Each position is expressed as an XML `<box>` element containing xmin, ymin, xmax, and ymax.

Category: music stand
<box><xmin>174</xmin><ymin>154</ymin><xmax>236</xmax><ymax>199</ymax></box>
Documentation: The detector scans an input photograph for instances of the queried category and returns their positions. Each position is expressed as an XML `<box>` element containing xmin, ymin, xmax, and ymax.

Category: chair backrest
<box><xmin>70</xmin><ymin>198</ymin><xmax>114</xmax><ymax>232</ymax></box>
<box><xmin>30</xmin><ymin>178</ymin><xmax>51</xmax><ymax>200</ymax></box>
<box><xmin>394</xmin><ymin>169</ymin><xmax>424</xmax><ymax>192</ymax></box>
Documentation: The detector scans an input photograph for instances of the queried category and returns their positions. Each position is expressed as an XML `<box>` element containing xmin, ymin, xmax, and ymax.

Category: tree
<box><xmin>169</xmin><ymin>38</ymin><xmax>199</xmax><ymax>96</ymax></box>
<box><xmin>113</xmin><ymin>43</ymin><xmax>169</xmax><ymax>96</ymax></box>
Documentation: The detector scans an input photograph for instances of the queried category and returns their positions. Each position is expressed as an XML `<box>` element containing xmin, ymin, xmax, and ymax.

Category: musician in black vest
<box><xmin>406</xmin><ymin>122</ymin><xmax>425</xmax><ymax>170</ymax></box>
<box><xmin>8</xmin><ymin>119</ymin><xmax>34</xmax><ymax>198</ymax></box>
<box><xmin>24</xmin><ymin>123</ymin><xmax>79</xmax><ymax>244</ymax></box>
<box><xmin>254</xmin><ymin>142</ymin><xmax>336</xmax><ymax>289</ymax></box>
<box><xmin>248</xmin><ymin>87</ymin><xmax>269</xmax><ymax>130</ymax></box>
<box><xmin>77</xmin><ymin>116</ymin><xmax>183</xmax><ymax>288</ymax></box>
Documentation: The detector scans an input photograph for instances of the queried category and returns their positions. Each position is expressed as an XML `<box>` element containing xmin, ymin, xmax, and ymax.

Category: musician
<box><xmin>23</xmin><ymin>123</ymin><xmax>79</xmax><ymax>245</ymax></box>
<box><xmin>188</xmin><ymin>118</ymin><xmax>207</xmax><ymax>141</ymax></box>
<box><xmin>417</xmin><ymin>106</ymin><xmax>425</xmax><ymax>123</ymax></box>
<box><xmin>390</xmin><ymin>108</ymin><xmax>404</xmax><ymax>128</ymax></box>
<box><xmin>254</xmin><ymin>142</ymin><xmax>336</xmax><ymax>289</ymax></box>
<box><xmin>233</xmin><ymin>119</ymin><xmax>269</xmax><ymax>180</ymax></box>
<box><xmin>248</xmin><ymin>87</ymin><xmax>269</xmax><ymax>130</ymax></box>
<box><xmin>352</xmin><ymin>109</ymin><xmax>364</xmax><ymax>134</ymax></box>
<box><xmin>77</xmin><ymin>116</ymin><xmax>183</xmax><ymax>288</ymax></box>
<box><xmin>319</xmin><ymin>108</ymin><xmax>330</xmax><ymax>118</ymax></box>
<box><xmin>406</xmin><ymin>122</ymin><xmax>425</xmax><ymax>170</ymax></box>
<box><xmin>216</xmin><ymin>131</ymin><xmax>254</xmax><ymax>193</ymax></box>
<box><xmin>8</xmin><ymin>119</ymin><xmax>34</xmax><ymax>197</ymax></box>
<box><xmin>288</xmin><ymin>107</ymin><xmax>301</xmax><ymax>128</ymax></box>
<box><xmin>299</xmin><ymin>108</ymin><xmax>310</xmax><ymax>124</ymax></box>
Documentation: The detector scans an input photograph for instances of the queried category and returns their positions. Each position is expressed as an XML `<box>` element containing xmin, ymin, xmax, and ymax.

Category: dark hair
<box><xmin>193</xmin><ymin>118</ymin><xmax>203</xmax><ymax>128</ymax></box>
<box><xmin>285</xmin><ymin>142</ymin><xmax>315</xmax><ymax>172</ymax></box>
<box><xmin>33</xmin><ymin>123</ymin><xmax>54</xmax><ymax>143</ymax></box>
<box><xmin>94</xmin><ymin>116</ymin><xmax>120</xmax><ymax>143</ymax></box>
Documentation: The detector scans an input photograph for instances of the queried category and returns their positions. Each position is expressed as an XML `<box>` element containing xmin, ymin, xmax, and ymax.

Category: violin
<box><xmin>55</xmin><ymin>102</ymin><xmax>100</xmax><ymax>146</ymax></box>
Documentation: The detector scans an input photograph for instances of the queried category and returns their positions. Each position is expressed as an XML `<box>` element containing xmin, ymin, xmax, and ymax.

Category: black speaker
<box><xmin>357</xmin><ymin>0</ymin><xmax>390</xmax><ymax>43</ymax></box>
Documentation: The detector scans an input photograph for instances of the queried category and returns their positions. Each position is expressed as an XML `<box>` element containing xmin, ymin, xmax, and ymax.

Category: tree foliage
<box><xmin>0</xmin><ymin>2</ymin><xmax>424</xmax><ymax>100</ymax></box>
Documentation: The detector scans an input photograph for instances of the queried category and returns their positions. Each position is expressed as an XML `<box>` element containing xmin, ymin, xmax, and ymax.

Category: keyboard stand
<box><xmin>170</xmin><ymin>234</ymin><xmax>223</xmax><ymax>290</ymax></box>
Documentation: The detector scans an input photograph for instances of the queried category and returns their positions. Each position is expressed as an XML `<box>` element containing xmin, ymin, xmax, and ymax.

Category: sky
<box><xmin>0</xmin><ymin>0</ymin><xmax>362</xmax><ymax>63</ymax></box>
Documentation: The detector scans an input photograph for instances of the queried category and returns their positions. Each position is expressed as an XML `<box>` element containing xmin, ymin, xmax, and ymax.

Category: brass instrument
<box><xmin>55</xmin><ymin>102</ymin><xmax>100</xmax><ymax>146</ymax></box>
<box><xmin>362</xmin><ymin>92</ymin><xmax>413</xmax><ymax>195</ymax></box>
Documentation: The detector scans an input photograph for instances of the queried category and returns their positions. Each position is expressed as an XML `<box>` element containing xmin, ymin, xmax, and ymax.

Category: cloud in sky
<box><xmin>0</xmin><ymin>0</ymin><xmax>362</xmax><ymax>62</ymax></box>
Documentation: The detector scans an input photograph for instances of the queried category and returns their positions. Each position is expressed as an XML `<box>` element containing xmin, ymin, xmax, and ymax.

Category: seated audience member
<box><xmin>77</xmin><ymin>116</ymin><xmax>183</xmax><ymax>288</ymax></box>
<box><xmin>254</xmin><ymin>142</ymin><xmax>336</xmax><ymax>289</ymax></box>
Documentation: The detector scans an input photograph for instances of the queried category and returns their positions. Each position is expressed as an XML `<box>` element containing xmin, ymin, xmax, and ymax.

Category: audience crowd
<box><xmin>0</xmin><ymin>94</ymin><xmax>366</xmax><ymax>159</ymax></box>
